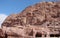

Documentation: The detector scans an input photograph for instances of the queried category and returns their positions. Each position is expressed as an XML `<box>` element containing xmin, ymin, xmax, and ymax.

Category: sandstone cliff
<box><xmin>1</xmin><ymin>2</ymin><xmax>60</xmax><ymax>38</ymax></box>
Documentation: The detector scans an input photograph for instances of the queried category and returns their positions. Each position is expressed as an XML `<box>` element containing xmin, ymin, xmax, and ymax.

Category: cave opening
<box><xmin>50</xmin><ymin>34</ymin><xmax>54</xmax><ymax>37</ymax></box>
<box><xmin>55</xmin><ymin>34</ymin><xmax>60</xmax><ymax>37</ymax></box>
<box><xmin>5</xmin><ymin>33</ymin><xmax>7</xmax><ymax>38</ymax></box>
<box><xmin>35</xmin><ymin>32</ymin><xmax>42</xmax><ymax>37</ymax></box>
<box><xmin>50</xmin><ymin>34</ymin><xmax>60</xmax><ymax>37</ymax></box>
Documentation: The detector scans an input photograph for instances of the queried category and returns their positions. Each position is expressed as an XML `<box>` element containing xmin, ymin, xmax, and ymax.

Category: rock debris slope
<box><xmin>1</xmin><ymin>2</ymin><xmax>60</xmax><ymax>38</ymax></box>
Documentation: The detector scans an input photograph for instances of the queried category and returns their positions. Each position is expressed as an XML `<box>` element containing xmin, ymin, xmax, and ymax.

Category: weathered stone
<box><xmin>1</xmin><ymin>2</ymin><xmax>60</xmax><ymax>38</ymax></box>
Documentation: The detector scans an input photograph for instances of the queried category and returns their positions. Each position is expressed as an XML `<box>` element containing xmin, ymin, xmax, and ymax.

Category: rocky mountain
<box><xmin>1</xmin><ymin>2</ymin><xmax>60</xmax><ymax>38</ymax></box>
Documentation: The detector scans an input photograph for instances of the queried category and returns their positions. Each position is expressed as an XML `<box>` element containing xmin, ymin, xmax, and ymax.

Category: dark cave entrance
<box><xmin>35</xmin><ymin>32</ymin><xmax>42</xmax><ymax>37</ymax></box>
<box><xmin>5</xmin><ymin>33</ymin><xmax>7</xmax><ymax>38</ymax></box>
<box><xmin>50</xmin><ymin>34</ymin><xmax>60</xmax><ymax>37</ymax></box>
<box><xmin>50</xmin><ymin>34</ymin><xmax>54</xmax><ymax>37</ymax></box>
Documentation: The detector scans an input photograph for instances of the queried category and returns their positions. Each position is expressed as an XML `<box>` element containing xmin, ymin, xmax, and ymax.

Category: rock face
<box><xmin>1</xmin><ymin>2</ymin><xmax>60</xmax><ymax>38</ymax></box>
<box><xmin>0</xmin><ymin>28</ymin><xmax>5</xmax><ymax>38</ymax></box>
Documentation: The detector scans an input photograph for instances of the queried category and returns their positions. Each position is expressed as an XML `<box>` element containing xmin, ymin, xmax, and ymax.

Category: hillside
<box><xmin>1</xmin><ymin>2</ymin><xmax>60</xmax><ymax>38</ymax></box>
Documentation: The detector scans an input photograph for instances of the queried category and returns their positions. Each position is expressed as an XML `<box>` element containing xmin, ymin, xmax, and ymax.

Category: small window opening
<box><xmin>55</xmin><ymin>34</ymin><xmax>60</xmax><ymax>37</ymax></box>
<box><xmin>5</xmin><ymin>33</ymin><xmax>7</xmax><ymax>38</ymax></box>
<box><xmin>50</xmin><ymin>34</ymin><xmax>60</xmax><ymax>37</ymax></box>
<box><xmin>35</xmin><ymin>32</ymin><xmax>42</xmax><ymax>37</ymax></box>
<box><xmin>50</xmin><ymin>34</ymin><xmax>54</xmax><ymax>37</ymax></box>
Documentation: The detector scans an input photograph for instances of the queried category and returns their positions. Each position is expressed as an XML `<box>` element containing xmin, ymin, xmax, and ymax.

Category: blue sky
<box><xmin>0</xmin><ymin>0</ymin><xmax>41</xmax><ymax>15</ymax></box>
<box><xmin>0</xmin><ymin>0</ymin><xmax>56</xmax><ymax>28</ymax></box>
<box><xmin>0</xmin><ymin>0</ymin><xmax>56</xmax><ymax>15</ymax></box>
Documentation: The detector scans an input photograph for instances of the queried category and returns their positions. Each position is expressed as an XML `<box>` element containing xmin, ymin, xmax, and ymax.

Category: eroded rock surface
<box><xmin>1</xmin><ymin>2</ymin><xmax>60</xmax><ymax>38</ymax></box>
